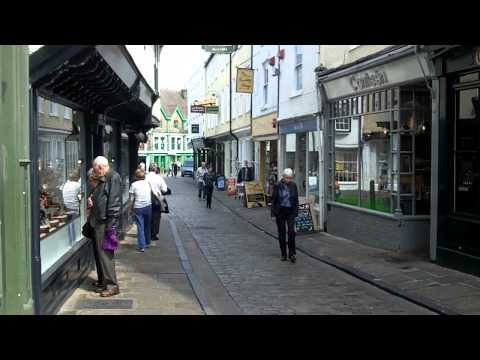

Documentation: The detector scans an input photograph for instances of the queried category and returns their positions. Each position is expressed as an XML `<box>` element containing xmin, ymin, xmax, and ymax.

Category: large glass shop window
<box><xmin>330</xmin><ymin>86</ymin><xmax>431</xmax><ymax>215</ymax></box>
<box><xmin>38</xmin><ymin>98</ymin><xmax>85</xmax><ymax>273</ymax></box>
<box><xmin>307</xmin><ymin>131</ymin><xmax>320</xmax><ymax>204</ymax></box>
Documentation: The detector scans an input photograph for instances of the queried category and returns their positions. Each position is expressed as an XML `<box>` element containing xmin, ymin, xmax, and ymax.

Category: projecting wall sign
<box><xmin>350</xmin><ymin>70</ymin><xmax>388</xmax><ymax>92</ymax></box>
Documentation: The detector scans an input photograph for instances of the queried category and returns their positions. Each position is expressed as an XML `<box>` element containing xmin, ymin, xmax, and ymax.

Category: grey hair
<box><xmin>93</xmin><ymin>156</ymin><xmax>109</xmax><ymax>168</ymax></box>
<box><xmin>282</xmin><ymin>168</ymin><xmax>294</xmax><ymax>177</ymax></box>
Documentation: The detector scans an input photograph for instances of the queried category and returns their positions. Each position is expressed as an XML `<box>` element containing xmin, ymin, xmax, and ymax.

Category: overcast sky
<box><xmin>158</xmin><ymin>45</ymin><xmax>208</xmax><ymax>90</ymax></box>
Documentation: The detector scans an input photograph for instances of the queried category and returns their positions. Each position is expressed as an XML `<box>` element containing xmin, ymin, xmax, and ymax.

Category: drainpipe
<box><xmin>229</xmin><ymin>52</ymin><xmax>239</xmax><ymax>174</ymax></box>
<box><xmin>315</xmin><ymin>46</ymin><xmax>325</xmax><ymax>231</ymax></box>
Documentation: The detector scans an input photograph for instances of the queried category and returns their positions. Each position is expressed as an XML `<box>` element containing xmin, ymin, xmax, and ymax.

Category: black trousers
<box><xmin>151</xmin><ymin>205</ymin><xmax>161</xmax><ymax>239</ymax></box>
<box><xmin>275</xmin><ymin>207</ymin><xmax>296</xmax><ymax>257</ymax></box>
<box><xmin>205</xmin><ymin>186</ymin><xmax>213</xmax><ymax>208</ymax></box>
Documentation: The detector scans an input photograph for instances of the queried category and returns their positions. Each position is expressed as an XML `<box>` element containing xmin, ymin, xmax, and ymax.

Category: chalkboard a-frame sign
<box><xmin>295</xmin><ymin>203</ymin><xmax>314</xmax><ymax>234</ymax></box>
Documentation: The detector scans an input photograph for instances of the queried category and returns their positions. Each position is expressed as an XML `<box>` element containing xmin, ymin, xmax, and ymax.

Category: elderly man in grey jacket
<box><xmin>89</xmin><ymin>156</ymin><xmax>122</xmax><ymax>297</ymax></box>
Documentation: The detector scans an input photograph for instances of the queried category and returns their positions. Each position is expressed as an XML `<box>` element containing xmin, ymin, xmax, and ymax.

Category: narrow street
<box><xmin>163</xmin><ymin>176</ymin><xmax>435</xmax><ymax>315</ymax></box>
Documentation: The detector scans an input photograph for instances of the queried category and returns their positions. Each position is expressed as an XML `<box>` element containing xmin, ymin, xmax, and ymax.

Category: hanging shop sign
<box><xmin>190</xmin><ymin>105</ymin><xmax>205</xmax><ymax>113</ymax></box>
<box><xmin>244</xmin><ymin>181</ymin><xmax>267</xmax><ymax>208</ymax></box>
<box><xmin>295</xmin><ymin>203</ymin><xmax>314</xmax><ymax>234</ymax></box>
<box><xmin>202</xmin><ymin>45</ymin><xmax>238</xmax><ymax>54</ymax></box>
<box><xmin>349</xmin><ymin>70</ymin><xmax>388</xmax><ymax>92</ymax></box>
<box><xmin>227</xmin><ymin>178</ymin><xmax>237</xmax><ymax>196</ymax></box>
<box><xmin>206</xmin><ymin>106</ymin><xmax>219</xmax><ymax>114</ymax></box>
<box><xmin>236</xmin><ymin>68</ymin><xmax>254</xmax><ymax>93</ymax></box>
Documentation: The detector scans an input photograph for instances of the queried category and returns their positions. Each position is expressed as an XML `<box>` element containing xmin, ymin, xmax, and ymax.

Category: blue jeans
<box><xmin>134</xmin><ymin>205</ymin><xmax>152</xmax><ymax>249</ymax></box>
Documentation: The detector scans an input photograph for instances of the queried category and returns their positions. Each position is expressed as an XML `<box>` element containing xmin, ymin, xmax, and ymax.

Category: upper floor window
<box><xmin>174</xmin><ymin>120</ymin><xmax>179</xmax><ymax>129</ymax></box>
<box><xmin>49</xmin><ymin>101</ymin><xmax>58</xmax><ymax>116</ymax></box>
<box><xmin>38</xmin><ymin>97</ymin><xmax>44</xmax><ymax>114</ymax></box>
<box><xmin>263</xmin><ymin>62</ymin><xmax>269</xmax><ymax>106</ymax></box>
<box><xmin>64</xmin><ymin>107</ymin><xmax>72</xmax><ymax>120</ymax></box>
<box><xmin>177</xmin><ymin>138</ymin><xmax>182</xmax><ymax>150</ymax></box>
<box><xmin>154</xmin><ymin>137</ymin><xmax>159</xmax><ymax>150</ymax></box>
<box><xmin>171</xmin><ymin>137</ymin><xmax>176</xmax><ymax>150</ymax></box>
<box><xmin>294</xmin><ymin>45</ymin><xmax>303</xmax><ymax>91</ymax></box>
<box><xmin>160</xmin><ymin>137</ymin><xmax>165</xmax><ymax>150</ymax></box>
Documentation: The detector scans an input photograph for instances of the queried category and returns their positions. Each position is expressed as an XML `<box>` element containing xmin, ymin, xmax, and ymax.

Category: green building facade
<box><xmin>139</xmin><ymin>105</ymin><xmax>193</xmax><ymax>173</ymax></box>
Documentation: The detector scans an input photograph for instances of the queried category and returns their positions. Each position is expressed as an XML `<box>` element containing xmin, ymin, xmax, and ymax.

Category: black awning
<box><xmin>30</xmin><ymin>45</ymin><xmax>158</xmax><ymax>126</ymax></box>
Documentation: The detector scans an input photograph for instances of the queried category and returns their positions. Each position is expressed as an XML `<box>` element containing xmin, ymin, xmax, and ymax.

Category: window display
<box><xmin>38</xmin><ymin>98</ymin><xmax>85</xmax><ymax>273</ymax></box>
<box><xmin>330</xmin><ymin>86</ymin><xmax>431</xmax><ymax>215</ymax></box>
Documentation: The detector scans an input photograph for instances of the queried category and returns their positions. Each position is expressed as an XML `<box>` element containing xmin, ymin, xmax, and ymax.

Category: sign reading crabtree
<box><xmin>236</xmin><ymin>68</ymin><xmax>254</xmax><ymax>93</ymax></box>
<box><xmin>244</xmin><ymin>181</ymin><xmax>267</xmax><ymax>208</ymax></box>
<box><xmin>202</xmin><ymin>45</ymin><xmax>238</xmax><ymax>54</ymax></box>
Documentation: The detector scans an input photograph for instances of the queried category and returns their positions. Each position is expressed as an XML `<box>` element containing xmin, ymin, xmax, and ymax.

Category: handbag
<box><xmin>82</xmin><ymin>221</ymin><xmax>95</xmax><ymax>238</ymax></box>
<box><xmin>147</xmin><ymin>179</ymin><xmax>162</xmax><ymax>209</ymax></box>
<box><xmin>103</xmin><ymin>225</ymin><xmax>119</xmax><ymax>251</ymax></box>
<box><xmin>161</xmin><ymin>198</ymin><xmax>170</xmax><ymax>214</ymax></box>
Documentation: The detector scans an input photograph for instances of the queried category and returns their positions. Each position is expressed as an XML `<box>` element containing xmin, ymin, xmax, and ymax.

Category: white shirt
<box><xmin>146</xmin><ymin>172</ymin><xmax>168</xmax><ymax>197</ymax></box>
<box><xmin>196</xmin><ymin>167</ymin><xmax>207</xmax><ymax>184</ymax></box>
<box><xmin>61</xmin><ymin>180</ymin><xmax>81</xmax><ymax>214</ymax></box>
<box><xmin>129</xmin><ymin>179</ymin><xmax>152</xmax><ymax>209</ymax></box>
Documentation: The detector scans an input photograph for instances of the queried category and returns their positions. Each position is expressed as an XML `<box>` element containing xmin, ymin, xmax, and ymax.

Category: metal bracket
<box><xmin>19</xmin><ymin>159</ymin><xmax>31</xmax><ymax>167</ymax></box>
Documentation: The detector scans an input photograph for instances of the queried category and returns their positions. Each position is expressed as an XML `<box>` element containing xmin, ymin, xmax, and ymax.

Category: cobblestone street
<box><xmin>165</xmin><ymin>177</ymin><xmax>434</xmax><ymax>315</ymax></box>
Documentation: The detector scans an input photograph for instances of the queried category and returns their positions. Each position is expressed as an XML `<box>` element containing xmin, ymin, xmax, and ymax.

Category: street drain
<box><xmin>77</xmin><ymin>299</ymin><xmax>134</xmax><ymax>310</ymax></box>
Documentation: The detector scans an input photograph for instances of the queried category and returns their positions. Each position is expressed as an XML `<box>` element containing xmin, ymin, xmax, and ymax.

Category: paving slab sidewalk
<box><xmin>57</xmin><ymin>216</ymin><xmax>204</xmax><ymax>315</ymax></box>
<box><xmin>212</xmin><ymin>188</ymin><xmax>480</xmax><ymax>315</ymax></box>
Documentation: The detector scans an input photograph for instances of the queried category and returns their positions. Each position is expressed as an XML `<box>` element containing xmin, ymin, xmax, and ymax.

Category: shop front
<box><xmin>252</xmin><ymin>112</ymin><xmax>279</xmax><ymax>196</ymax></box>
<box><xmin>428</xmin><ymin>45</ymin><xmax>480</xmax><ymax>275</ymax></box>
<box><xmin>317</xmin><ymin>45</ymin><xmax>433</xmax><ymax>252</ymax></box>
<box><xmin>30</xmin><ymin>45</ymin><xmax>158</xmax><ymax>314</ymax></box>
<box><xmin>278</xmin><ymin>115</ymin><xmax>321</xmax><ymax>230</ymax></box>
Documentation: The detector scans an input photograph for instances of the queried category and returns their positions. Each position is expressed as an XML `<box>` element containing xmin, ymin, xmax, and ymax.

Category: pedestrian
<box><xmin>86</xmin><ymin>168</ymin><xmax>104</xmax><ymax>292</ymax></box>
<box><xmin>270</xmin><ymin>168</ymin><xmax>299</xmax><ymax>263</ymax></box>
<box><xmin>196</xmin><ymin>161</ymin><xmax>208</xmax><ymax>200</ymax></box>
<box><xmin>173</xmin><ymin>161</ymin><xmax>178</xmax><ymax>177</ymax></box>
<box><xmin>129</xmin><ymin>168</ymin><xmax>152</xmax><ymax>252</ymax></box>
<box><xmin>61</xmin><ymin>168</ymin><xmax>81</xmax><ymax>221</ymax></box>
<box><xmin>90</xmin><ymin>156</ymin><xmax>122</xmax><ymax>297</ymax></box>
<box><xmin>204</xmin><ymin>165</ymin><xmax>216</xmax><ymax>209</ymax></box>
<box><xmin>146</xmin><ymin>163</ymin><xmax>168</xmax><ymax>241</ymax></box>
<box><xmin>237</xmin><ymin>160</ymin><xmax>254</xmax><ymax>183</ymax></box>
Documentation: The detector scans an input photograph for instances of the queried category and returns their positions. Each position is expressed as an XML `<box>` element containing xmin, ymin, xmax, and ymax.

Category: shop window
<box><xmin>332</xmin><ymin>86</ymin><xmax>431</xmax><ymax>215</ymax></box>
<box><xmin>307</xmin><ymin>132</ymin><xmax>320</xmax><ymax>204</ymax></box>
<box><xmin>38</xmin><ymin>104</ymin><xmax>83</xmax><ymax>273</ymax></box>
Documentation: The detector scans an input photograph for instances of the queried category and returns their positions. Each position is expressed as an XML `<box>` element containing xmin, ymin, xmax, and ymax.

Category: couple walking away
<box><xmin>196</xmin><ymin>162</ymin><xmax>215</xmax><ymax>208</ymax></box>
<box><xmin>129</xmin><ymin>163</ymin><xmax>169</xmax><ymax>252</ymax></box>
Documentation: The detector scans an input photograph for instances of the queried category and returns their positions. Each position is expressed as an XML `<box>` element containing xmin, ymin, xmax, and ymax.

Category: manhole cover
<box><xmin>77</xmin><ymin>299</ymin><xmax>134</xmax><ymax>310</ymax></box>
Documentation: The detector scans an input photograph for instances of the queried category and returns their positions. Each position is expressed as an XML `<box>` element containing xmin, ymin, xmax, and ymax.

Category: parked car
<box><xmin>181</xmin><ymin>159</ymin><xmax>194</xmax><ymax>177</ymax></box>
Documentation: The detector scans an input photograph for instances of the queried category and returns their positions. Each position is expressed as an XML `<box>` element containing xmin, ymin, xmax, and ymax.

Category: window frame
<box><xmin>49</xmin><ymin>101</ymin><xmax>58</xmax><ymax>116</ymax></box>
<box><xmin>294</xmin><ymin>45</ymin><xmax>303</xmax><ymax>91</ymax></box>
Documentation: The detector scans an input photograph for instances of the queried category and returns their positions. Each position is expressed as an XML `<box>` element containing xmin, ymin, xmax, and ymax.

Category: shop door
<box><xmin>447</xmin><ymin>79</ymin><xmax>480</xmax><ymax>256</ymax></box>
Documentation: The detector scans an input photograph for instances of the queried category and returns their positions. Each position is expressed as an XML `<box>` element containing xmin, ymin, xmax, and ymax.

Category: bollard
<box><xmin>370</xmin><ymin>180</ymin><xmax>376</xmax><ymax>210</ymax></box>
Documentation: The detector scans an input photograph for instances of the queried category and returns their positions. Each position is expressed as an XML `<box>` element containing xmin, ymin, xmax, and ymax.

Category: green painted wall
<box><xmin>0</xmin><ymin>46</ymin><xmax>33</xmax><ymax>314</ymax></box>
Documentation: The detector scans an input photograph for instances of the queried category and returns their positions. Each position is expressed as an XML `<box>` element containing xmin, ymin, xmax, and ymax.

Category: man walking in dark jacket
<box><xmin>90</xmin><ymin>156</ymin><xmax>122</xmax><ymax>297</ymax></box>
<box><xmin>271</xmin><ymin>168</ymin><xmax>299</xmax><ymax>263</ymax></box>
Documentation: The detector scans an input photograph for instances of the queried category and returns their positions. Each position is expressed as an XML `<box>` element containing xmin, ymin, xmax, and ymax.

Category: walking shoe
<box><xmin>100</xmin><ymin>287</ymin><xmax>120</xmax><ymax>297</ymax></box>
<box><xmin>281</xmin><ymin>256</ymin><xmax>287</xmax><ymax>261</ymax></box>
<box><xmin>94</xmin><ymin>286</ymin><xmax>107</xmax><ymax>293</ymax></box>
<box><xmin>138</xmin><ymin>248</ymin><xmax>145</xmax><ymax>253</ymax></box>
<box><xmin>289</xmin><ymin>255</ymin><xmax>296</xmax><ymax>263</ymax></box>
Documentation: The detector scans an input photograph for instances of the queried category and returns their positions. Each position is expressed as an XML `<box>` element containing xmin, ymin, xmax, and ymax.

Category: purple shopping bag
<box><xmin>103</xmin><ymin>225</ymin><xmax>119</xmax><ymax>251</ymax></box>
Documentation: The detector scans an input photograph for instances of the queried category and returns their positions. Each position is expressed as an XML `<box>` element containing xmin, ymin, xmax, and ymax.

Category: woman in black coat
<box><xmin>270</xmin><ymin>168</ymin><xmax>299</xmax><ymax>263</ymax></box>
